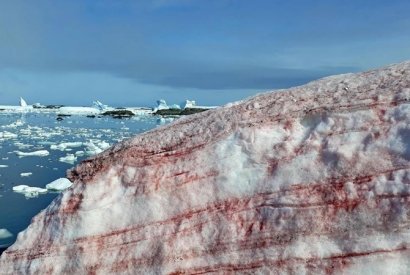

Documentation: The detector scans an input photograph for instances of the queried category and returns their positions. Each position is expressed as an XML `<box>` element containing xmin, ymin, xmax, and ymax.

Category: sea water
<box><xmin>0</xmin><ymin>112</ymin><xmax>169</xmax><ymax>251</ymax></box>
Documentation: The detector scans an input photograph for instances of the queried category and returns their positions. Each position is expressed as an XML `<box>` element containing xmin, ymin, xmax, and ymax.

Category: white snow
<box><xmin>46</xmin><ymin>178</ymin><xmax>73</xmax><ymax>191</ymax></box>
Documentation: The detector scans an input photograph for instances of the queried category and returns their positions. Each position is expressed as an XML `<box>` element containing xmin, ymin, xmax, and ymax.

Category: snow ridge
<box><xmin>1</xmin><ymin>61</ymin><xmax>410</xmax><ymax>274</ymax></box>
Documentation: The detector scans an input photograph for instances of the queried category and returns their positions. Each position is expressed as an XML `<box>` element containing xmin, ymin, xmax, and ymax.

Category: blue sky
<box><xmin>0</xmin><ymin>0</ymin><xmax>409</xmax><ymax>106</ymax></box>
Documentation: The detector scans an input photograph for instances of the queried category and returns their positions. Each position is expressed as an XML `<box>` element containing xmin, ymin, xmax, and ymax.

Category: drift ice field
<box><xmin>0</xmin><ymin>110</ymin><xmax>170</xmax><ymax>251</ymax></box>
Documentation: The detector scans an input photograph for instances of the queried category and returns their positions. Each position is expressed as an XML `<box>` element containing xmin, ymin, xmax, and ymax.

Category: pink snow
<box><xmin>1</xmin><ymin>61</ymin><xmax>410</xmax><ymax>274</ymax></box>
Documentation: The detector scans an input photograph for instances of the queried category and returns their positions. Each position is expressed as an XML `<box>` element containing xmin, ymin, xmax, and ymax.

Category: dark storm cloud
<box><xmin>0</xmin><ymin>0</ymin><xmax>409</xmax><ymax>94</ymax></box>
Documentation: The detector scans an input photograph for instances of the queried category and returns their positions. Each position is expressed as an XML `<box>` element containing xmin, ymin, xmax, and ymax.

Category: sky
<box><xmin>0</xmin><ymin>0</ymin><xmax>409</xmax><ymax>107</ymax></box>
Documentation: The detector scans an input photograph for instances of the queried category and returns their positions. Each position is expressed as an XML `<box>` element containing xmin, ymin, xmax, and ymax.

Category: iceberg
<box><xmin>45</xmin><ymin>178</ymin><xmax>73</xmax><ymax>191</ymax></box>
<box><xmin>19</xmin><ymin>97</ymin><xmax>28</xmax><ymax>107</ymax></box>
<box><xmin>92</xmin><ymin>100</ymin><xmax>109</xmax><ymax>111</ymax></box>
<box><xmin>181</xmin><ymin>99</ymin><xmax>196</xmax><ymax>109</ymax></box>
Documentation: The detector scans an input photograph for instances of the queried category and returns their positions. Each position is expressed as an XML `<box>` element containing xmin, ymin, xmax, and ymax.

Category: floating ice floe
<box><xmin>1</xmin><ymin>120</ymin><xmax>24</xmax><ymax>128</ymax></box>
<box><xmin>20</xmin><ymin>172</ymin><xmax>32</xmax><ymax>177</ymax></box>
<box><xmin>0</xmin><ymin>229</ymin><xmax>13</xmax><ymax>239</ymax></box>
<box><xmin>12</xmin><ymin>185</ymin><xmax>48</xmax><ymax>198</ymax></box>
<box><xmin>58</xmin><ymin>107</ymin><xmax>101</xmax><ymax>116</ymax></box>
<box><xmin>15</xmin><ymin>150</ymin><xmax>50</xmax><ymax>157</ymax></box>
<box><xmin>158</xmin><ymin>117</ymin><xmax>175</xmax><ymax>125</ymax></box>
<box><xmin>46</xmin><ymin>178</ymin><xmax>73</xmax><ymax>191</ymax></box>
<box><xmin>14</xmin><ymin>142</ymin><xmax>33</xmax><ymax>150</ymax></box>
<box><xmin>59</xmin><ymin>154</ymin><xmax>77</xmax><ymax>164</ymax></box>
<box><xmin>0</xmin><ymin>131</ymin><xmax>18</xmax><ymax>139</ymax></box>
<box><xmin>0</xmin><ymin>165</ymin><xmax>8</xmax><ymax>168</ymax></box>
<box><xmin>84</xmin><ymin>140</ymin><xmax>110</xmax><ymax>156</ymax></box>
<box><xmin>50</xmin><ymin>142</ymin><xmax>83</xmax><ymax>151</ymax></box>
<box><xmin>75</xmin><ymin>151</ymin><xmax>85</xmax><ymax>156</ymax></box>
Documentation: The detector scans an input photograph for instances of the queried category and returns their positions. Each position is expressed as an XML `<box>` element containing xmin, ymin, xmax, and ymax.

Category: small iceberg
<box><xmin>12</xmin><ymin>185</ymin><xmax>48</xmax><ymax>198</ymax></box>
<box><xmin>84</xmin><ymin>140</ymin><xmax>110</xmax><ymax>156</ymax></box>
<box><xmin>181</xmin><ymin>100</ymin><xmax>196</xmax><ymax>109</ymax></box>
<box><xmin>92</xmin><ymin>100</ymin><xmax>109</xmax><ymax>111</ymax></box>
<box><xmin>0</xmin><ymin>229</ymin><xmax>13</xmax><ymax>239</ymax></box>
<box><xmin>0</xmin><ymin>131</ymin><xmax>18</xmax><ymax>139</ymax></box>
<box><xmin>46</xmin><ymin>178</ymin><xmax>73</xmax><ymax>191</ymax></box>
<box><xmin>156</xmin><ymin>99</ymin><xmax>169</xmax><ymax>110</ymax></box>
<box><xmin>20</xmin><ymin>97</ymin><xmax>28</xmax><ymax>107</ymax></box>
<box><xmin>50</xmin><ymin>142</ymin><xmax>83</xmax><ymax>151</ymax></box>
<box><xmin>59</xmin><ymin>154</ymin><xmax>77</xmax><ymax>164</ymax></box>
<box><xmin>20</xmin><ymin>172</ymin><xmax>33</xmax><ymax>177</ymax></box>
<box><xmin>15</xmin><ymin>150</ymin><xmax>50</xmax><ymax>157</ymax></box>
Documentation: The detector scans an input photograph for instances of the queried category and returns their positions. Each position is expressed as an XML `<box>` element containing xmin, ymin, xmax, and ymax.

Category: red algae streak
<box><xmin>1</xmin><ymin>61</ymin><xmax>410</xmax><ymax>274</ymax></box>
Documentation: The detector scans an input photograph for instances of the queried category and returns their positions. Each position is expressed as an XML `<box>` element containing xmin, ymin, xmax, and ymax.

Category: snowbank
<box><xmin>2</xmin><ymin>61</ymin><xmax>410</xmax><ymax>274</ymax></box>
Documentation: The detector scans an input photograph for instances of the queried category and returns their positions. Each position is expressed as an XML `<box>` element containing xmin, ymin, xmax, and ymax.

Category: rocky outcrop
<box><xmin>1</xmin><ymin>62</ymin><xmax>410</xmax><ymax>274</ymax></box>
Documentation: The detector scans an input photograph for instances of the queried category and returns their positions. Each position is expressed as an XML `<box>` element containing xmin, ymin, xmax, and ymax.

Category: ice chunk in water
<box><xmin>46</xmin><ymin>178</ymin><xmax>73</xmax><ymax>191</ymax></box>
<box><xmin>15</xmin><ymin>150</ymin><xmax>49</xmax><ymax>157</ymax></box>
<box><xmin>12</xmin><ymin>185</ymin><xmax>48</xmax><ymax>198</ymax></box>
<box><xmin>0</xmin><ymin>229</ymin><xmax>13</xmax><ymax>239</ymax></box>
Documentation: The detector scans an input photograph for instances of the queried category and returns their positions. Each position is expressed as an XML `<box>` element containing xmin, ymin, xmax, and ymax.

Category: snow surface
<box><xmin>2</xmin><ymin>61</ymin><xmax>410</xmax><ymax>274</ymax></box>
